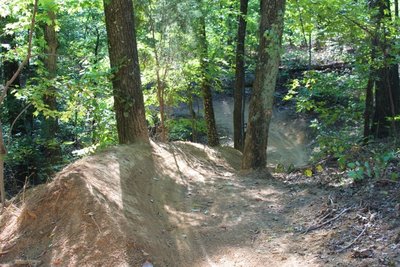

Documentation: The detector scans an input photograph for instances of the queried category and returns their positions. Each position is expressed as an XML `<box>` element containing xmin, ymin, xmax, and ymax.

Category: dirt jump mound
<box><xmin>2</xmin><ymin>141</ymin><xmax>399</xmax><ymax>267</ymax></box>
<box><xmin>0</xmin><ymin>142</ymin><xmax>241</xmax><ymax>266</ymax></box>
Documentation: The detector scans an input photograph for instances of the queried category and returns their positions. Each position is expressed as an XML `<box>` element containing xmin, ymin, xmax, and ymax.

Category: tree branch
<box><xmin>0</xmin><ymin>0</ymin><xmax>39</xmax><ymax>205</ymax></box>
<box><xmin>7</xmin><ymin>103</ymin><xmax>33</xmax><ymax>148</ymax></box>
<box><xmin>0</xmin><ymin>0</ymin><xmax>39</xmax><ymax>105</ymax></box>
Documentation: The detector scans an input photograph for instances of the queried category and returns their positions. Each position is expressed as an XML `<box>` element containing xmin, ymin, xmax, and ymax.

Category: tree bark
<box><xmin>242</xmin><ymin>0</ymin><xmax>286</xmax><ymax>170</ymax></box>
<box><xmin>187</xmin><ymin>87</ymin><xmax>197</xmax><ymax>142</ymax></box>
<box><xmin>197</xmin><ymin>7</ymin><xmax>219</xmax><ymax>147</ymax></box>
<box><xmin>42</xmin><ymin>10</ymin><xmax>61</xmax><ymax>160</ymax></box>
<box><xmin>233</xmin><ymin>0</ymin><xmax>248</xmax><ymax>151</ymax></box>
<box><xmin>363</xmin><ymin>76</ymin><xmax>374</xmax><ymax>140</ymax></box>
<box><xmin>0</xmin><ymin>122</ymin><xmax>6</xmax><ymax>205</ymax></box>
<box><xmin>104</xmin><ymin>0</ymin><xmax>149</xmax><ymax>144</ymax></box>
<box><xmin>369</xmin><ymin>0</ymin><xmax>400</xmax><ymax>138</ymax></box>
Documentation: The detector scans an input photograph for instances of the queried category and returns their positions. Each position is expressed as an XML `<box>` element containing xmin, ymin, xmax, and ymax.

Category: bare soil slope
<box><xmin>0</xmin><ymin>142</ymin><xmax>399</xmax><ymax>266</ymax></box>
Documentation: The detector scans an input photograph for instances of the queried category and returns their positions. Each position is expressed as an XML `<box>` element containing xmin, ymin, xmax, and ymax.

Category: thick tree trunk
<box><xmin>369</xmin><ymin>0</ymin><xmax>400</xmax><ymax>138</ymax></box>
<box><xmin>371</xmin><ymin>64</ymin><xmax>400</xmax><ymax>137</ymax></box>
<box><xmin>233</xmin><ymin>0</ymin><xmax>248</xmax><ymax>151</ymax></box>
<box><xmin>104</xmin><ymin>0</ymin><xmax>149</xmax><ymax>144</ymax></box>
<box><xmin>242</xmin><ymin>0</ymin><xmax>286</xmax><ymax>170</ymax></box>
<box><xmin>197</xmin><ymin>11</ymin><xmax>219</xmax><ymax>147</ymax></box>
<box><xmin>42</xmin><ymin>10</ymin><xmax>61</xmax><ymax>160</ymax></box>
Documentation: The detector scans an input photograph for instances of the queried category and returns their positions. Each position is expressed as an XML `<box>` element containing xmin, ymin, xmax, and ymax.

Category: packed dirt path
<box><xmin>1</xmin><ymin>142</ymin><xmax>399</xmax><ymax>266</ymax></box>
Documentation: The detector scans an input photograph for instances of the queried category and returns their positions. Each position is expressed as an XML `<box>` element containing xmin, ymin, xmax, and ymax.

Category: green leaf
<box><xmin>316</xmin><ymin>164</ymin><xmax>323</xmax><ymax>173</ymax></box>
<box><xmin>304</xmin><ymin>169</ymin><xmax>313</xmax><ymax>177</ymax></box>
<box><xmin>347</xmin><ymin>162</ymin><xmax>356</xmax><ymax>169</ymax></box>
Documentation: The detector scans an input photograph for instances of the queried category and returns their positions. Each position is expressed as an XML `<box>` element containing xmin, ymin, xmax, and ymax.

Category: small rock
<box><xmin>141</xmin><ymin>250</ymin><xmax>149</xmax><ymax>256</ymax></box>
<box><xmin>142</xmin><ymin>260</ymin><xmax>153</xmax><ymax>267</ymax></box>
<box><xmin>351</xmin><ymin>248</ymin><xmax>374</xmax><ymax>258</ymax></box>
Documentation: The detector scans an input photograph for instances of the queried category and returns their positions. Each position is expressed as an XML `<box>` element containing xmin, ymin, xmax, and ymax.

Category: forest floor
<box><xmin>0</xmin><ymin>141</ymin><xmax>399</xmax><ymax>267</ymax></box>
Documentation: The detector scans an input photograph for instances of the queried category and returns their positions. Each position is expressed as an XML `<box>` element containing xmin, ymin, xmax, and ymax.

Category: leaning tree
<box><xmin>242</xmin><ymin>0</ymin><xmax>286</xmax><ymax>170</ymax></box>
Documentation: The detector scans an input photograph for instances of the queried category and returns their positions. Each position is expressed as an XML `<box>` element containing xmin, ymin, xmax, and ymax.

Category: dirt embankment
<box><xmin>1</xmin><ymin>142</ymin><xmax>399</xmax><ymax>267</ymax></box>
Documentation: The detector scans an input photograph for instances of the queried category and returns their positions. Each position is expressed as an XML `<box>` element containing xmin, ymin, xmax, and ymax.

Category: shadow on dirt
<box><xmin>1</xmin><ymin>142</ymin><xmax>399</xmax><ymax>266</ymax></box>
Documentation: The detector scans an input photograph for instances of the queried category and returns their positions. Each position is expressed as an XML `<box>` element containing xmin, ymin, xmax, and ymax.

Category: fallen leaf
<box><xmin>304</xmin><ymin>169</ymin><xmax>313</xmax><ymax>177</ymax></box>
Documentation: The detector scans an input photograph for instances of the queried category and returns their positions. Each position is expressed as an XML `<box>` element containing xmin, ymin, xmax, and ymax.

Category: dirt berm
<box><xmin>1</xmin><ymin>141</ymin><xmax>399</xmax><ymax>267</ymax></box>
<box><xmin>0</xmin><ymin>142</ymin><xmax>246</xmax><ymax>266</ymax></box>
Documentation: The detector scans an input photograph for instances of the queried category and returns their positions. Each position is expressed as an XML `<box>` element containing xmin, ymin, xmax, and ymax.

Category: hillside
<box><xmin>0</xmin><ymin>142</ymin><xmax>399</xmax><ymax>266</ymax></box>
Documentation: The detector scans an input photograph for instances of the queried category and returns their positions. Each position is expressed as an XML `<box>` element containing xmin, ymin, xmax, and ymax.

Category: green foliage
<box><xmin>166</xmin><ymin>118</ymin><xmax>207</xmax><ymax>141</ymax></box>
<box><xmin>285</xmin><ymin>71</ymin><xmax>366</xmax><ymax>160</ymax></box>
<box><xmin>346</xmin><ymin>150</ymin><xmax>398</xmax><ymax>182</ymax></box>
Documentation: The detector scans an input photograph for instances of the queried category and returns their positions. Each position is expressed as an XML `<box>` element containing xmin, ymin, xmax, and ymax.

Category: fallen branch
<box><xmin>0</xmin><ymin>249</ymin><xmax>10</xmax><ymax>255</ymax></box>
<box><xmin>337</xmin><ymin>224</ymin><xmax>369</xmax><ymax>253</ymax></box>
<box><xmin>88</xmin><ymin>212</ymin><xmax>101</xmax><ymax>233</ymax></box>
<box><xmin>317</xmin><ymin>209</ymin><xmax>335</xmax><ymax>223</ymax></box>
<box><xmin>14</xmin><ymin>259</ymin><xmax>41</xmax><ymax>266</ymax></box>
<box><xmin>304</xmin><ymin>207</ymin><xmax>351</xmax><ymax>234</ymax></box>
<box><xmin>279</xmin><ymin>62</ymin><xmax>351</xmax><ymax>74</ymax></box>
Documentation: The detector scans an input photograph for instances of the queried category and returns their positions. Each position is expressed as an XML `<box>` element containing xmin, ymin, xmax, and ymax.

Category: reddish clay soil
<box><xmin>1</xmin><ymin>141</ymin><xmax>399</xmax><ymax>266</ymax></box>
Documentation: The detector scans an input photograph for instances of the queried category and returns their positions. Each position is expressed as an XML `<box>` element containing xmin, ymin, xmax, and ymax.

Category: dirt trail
<box><xmin>0</xmin><ymin>142</ymin><xmax>399</xmax><ymax>266</ymax></box>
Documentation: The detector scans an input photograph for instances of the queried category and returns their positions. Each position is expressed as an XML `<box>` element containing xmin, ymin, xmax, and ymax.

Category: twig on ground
<box><xmin>0</xmin><ymin>249</ymin><xmax>10</xmax><ymax>255</ymax></box>
<box><xmin>304</xmin><ymin>207</ymin><xmax>351</xmax><ymax>234</ymax></box>
<box><xmin>88</xmin><ymin>212</ymin><xmax>101</xmax><ymax>233</ymax></box>
<box><xmin>375</xmin><ymin>178</ymin><xmax>398</xmax><ymax>184</ymax></box>
<box><xmin>328</xmin><ymin>194</ymin><xmax>335</xmax><ymax>207</ymax></box>
<box><xmin>337</xmin><ymin>224</ymin><xmax>369</xmax><ymax>253</ymax></box>
<box><xmin>317</xmin><ymin>210</ymin><xmax>335</xmax><ymax>223</ymax></box>
<box><xmin>14</xmin><ymin>259</ymin><xmax>41</xmax><ymax>266</ymax></box>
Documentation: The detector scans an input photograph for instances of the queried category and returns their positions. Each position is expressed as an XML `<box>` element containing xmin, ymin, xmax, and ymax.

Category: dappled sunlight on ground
<box><xmin>1</xmin><ymin>141</ymin><xmax>399</xmax><ymax>266</ymax></box>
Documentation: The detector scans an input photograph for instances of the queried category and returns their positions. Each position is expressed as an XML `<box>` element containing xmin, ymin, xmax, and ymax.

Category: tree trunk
<box><xmin>363</xmin><ymin>75</ymin><xmax>374</xmax><ymax>140</ymax></box>
<box><xmin>242</xmin><ymin>0</ymin><xmax>286</xmax><ymax>170</ymax></box>
<box><xmin>295</xmin><ymin>0</ymin><xmax>311</xmax><ymax>69</ymax></box>
<box><xmin>148</xmin><ymin>8</ymin><xmax>167</xmax><ymax>142</ymax></box>
<box><xmin>187</xmin><ymin>87</ymin><xmax>197</xmax><ymax>142</ymax></box>
<box><xmin>42</xmin><ymin>10</ymin><xmax>61</xmax><ymax>160</ymax></box>
<box><xmin>0</xmin><ymin>122</ymin><xmax>6</xmax><ymax>204</ymax></box>
<box><xmin>197</xmin><ymin>8</ymin><xmax>219</xmax><ymax>147</ymax></box>
<box><xmin>369</xmin><ymin>0</ymin><xmax>400</xmax><ymax>138</ymax></box>
<box><xmin>233</xmin><ymin>0</ymin><xmax>248</xmax><ymax>151</ymax></box>
<box><xmin>104</xmin><ymin>0</ymin><xmax>149</xmax><ymax>144</ymax></box>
